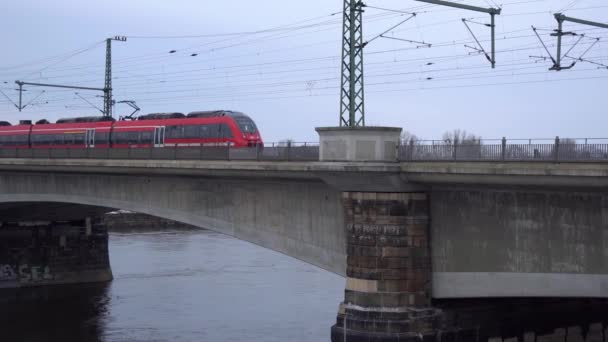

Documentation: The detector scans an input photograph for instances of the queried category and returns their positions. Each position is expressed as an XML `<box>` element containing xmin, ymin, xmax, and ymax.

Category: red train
<box><xmin>0</xmin><ymin>111</ymin><xmax>263</xmax><ymax>149</ymax></box>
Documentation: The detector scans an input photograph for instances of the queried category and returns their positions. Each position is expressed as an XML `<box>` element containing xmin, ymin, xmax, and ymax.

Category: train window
<box><xmin>54</xmin><ymin>134</ymin><xmax>65</xmax><ymax>145</ymax></box>
<box><xmin>184</xmin><ymin>125</ymin><xmax>200</xmax><ymax>139</ymax></box>
<box><xmin>198</xmin><ymin>125</ymin><xmax>215</xmax><ymax>139</ymax></box>
<box><xmin>140</xmin><ymin>131</ymin><xmax>153</xmax><ymax>143</ymax></box>
<box><xmin>234</xmin><ymin>117</ymin><xmax>258</xmax><ymax>133</ymax></box>
<box><xmin>112</xmin><ymin>132</ymin><xmax>127</xmax><ymax>144</ymax></box>
<box><xmin>128</xmin><ymin>132</ymin><xmax>139</xmax><ymax>144</ymax></box>
<box><xmin>219</xmin><ymin>124</ymin><xmax>233</xmax><ymax>138</ymax></box>
<box><xmin>46</xmin><ymin>135</ymin><xmax>53</xmax><ymax>145</ymax></box>
<box><xmin>32</xmin><ymin>134</ymin><xmax>53</xmax><ymax>145</ymax></box>
<box><xmin>165</xmin><ymin>126</ymin><xmax>182</xmax><ymax>139</ymax></box>
<box><xmin>64</xmin><ymin>134</ymin><xmax>75</xmax><ymax>145</ymax></box>
<box><xmin>62</xmin><ymin>133</ymin><xmax>84</xmax><ymax>145</ymax></box>
<box><xmin>114</xmin><ymin>132</ymin><xmax>123</xmax><ymax>144</ymax></box>
<box><xmin>0</xmin><ymin>135</ymin><xmax>27</xmax><ymax>146</ymax></box>
<box><xmin>112</xmin><ymin>131</ymin><xmax>143</xmax><ymax>145</ymax></box>
<box><xmin>95</xmin><ymin>132</ymin><xmax>109</xmax><ymax>145</ymax></box>
<box><xmin>74</xmin><ymin>134</ymin><xmax>85</xmax><ymax>145</ymax></box>
<box><xmin>203</xmin><ymin>124</ymin><xmax>221</xmax><ymax>139</ymax></box>
<box><xmin>114</xmin><ymin>132</ymin><xmax>127</xmax><ymax>144</ymax></box>
<box><xmin>163</xmin><ymin>124</ymin><xmax>232</xmax><ymax>140</ymax></box>
<box><xmin>199</xmin><ymin>125</ymin><xmax>210</xmax><ymax>138</ymax></box>
<box><xmin>213</xmin><ymin>124</ymin><xmax>222</xmax><ymax>138</ymax></box>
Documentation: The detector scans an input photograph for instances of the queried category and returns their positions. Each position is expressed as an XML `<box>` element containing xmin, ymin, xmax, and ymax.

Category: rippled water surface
<box><xmin>1</xmin><ymin>230</ymin><xmax>344</xmax><ymax>342</ymax></box>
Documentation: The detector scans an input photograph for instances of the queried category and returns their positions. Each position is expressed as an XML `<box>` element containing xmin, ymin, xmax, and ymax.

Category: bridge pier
<box><xmin>331</xmin><ymin>190</ymin><xmax>608</xmax><ymax>341</ymax></box>
<box><xmin>0</xmin><ymin>218</ymin><xmax>112</xmax><ymax>289</ymax></box>
<box><xmin>331</xmin><ymin>191</ymin><xmax>442</xmax><ymax>341</ymax></box>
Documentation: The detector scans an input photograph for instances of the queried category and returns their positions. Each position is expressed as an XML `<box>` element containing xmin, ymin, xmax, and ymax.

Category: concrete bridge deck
<box><xmin>2</xmin><ymin>157</ymin><xmax>608</xmax><ymax>184</ymax></box>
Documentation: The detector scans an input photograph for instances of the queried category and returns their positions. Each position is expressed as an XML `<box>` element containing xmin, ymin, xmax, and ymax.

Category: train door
<box><xmin>153</xmin><ymin>127</ymin><xmax>165</xmax><ymax>147</ymax></box>
<box><xmin>85</xmin><ymin>129</ymin><xmax>95</xmax><ymax>148</ymax></box>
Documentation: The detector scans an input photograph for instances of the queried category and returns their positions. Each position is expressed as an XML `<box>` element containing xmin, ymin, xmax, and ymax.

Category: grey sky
<box><xmin>0</xmin><ymin>0</ymin><xmax>607</xmax><ymax>142</ymax></box>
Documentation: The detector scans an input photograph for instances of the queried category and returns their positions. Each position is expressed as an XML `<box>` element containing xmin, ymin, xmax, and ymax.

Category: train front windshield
<box><xmin>234</xmin><ymin>117</ymin><xmax>258</xmax><ymax>134</ymax></box>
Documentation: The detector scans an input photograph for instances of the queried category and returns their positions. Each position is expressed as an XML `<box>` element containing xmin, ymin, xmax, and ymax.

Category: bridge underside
<box><xmin>0</xmin><ymin>202</ymin><xmax>112</xmax><ymax>222</ymax></box>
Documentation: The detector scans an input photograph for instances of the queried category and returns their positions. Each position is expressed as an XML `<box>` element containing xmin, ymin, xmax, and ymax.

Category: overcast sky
<box><xmin>0</xmin><ymin>0</ymin><xmax>607</xmax><ymax>142</ymax></box>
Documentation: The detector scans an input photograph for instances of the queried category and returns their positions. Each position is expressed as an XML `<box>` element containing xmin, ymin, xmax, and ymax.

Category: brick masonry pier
<box><xmin>331</xmin><ymin>191</ymin><xmax>441</xmax><ymax>341</ymax></box>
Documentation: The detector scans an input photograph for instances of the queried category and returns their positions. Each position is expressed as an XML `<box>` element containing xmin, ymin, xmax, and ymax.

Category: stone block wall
<box><xmin>0</xmin><ymin>219</ymin><xmax>112</xmax><ymax>289</ymax></box>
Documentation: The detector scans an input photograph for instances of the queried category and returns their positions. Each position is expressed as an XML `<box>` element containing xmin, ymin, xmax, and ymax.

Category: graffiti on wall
<box><xmin>0</xmin><ymin>264</ymin><xmax>16</xmax><ymax>281</ymax></box>
<box><xmin>0</xmin><ymin>264</ymin><xmax>53</xmax><ymax>283</ymax></box>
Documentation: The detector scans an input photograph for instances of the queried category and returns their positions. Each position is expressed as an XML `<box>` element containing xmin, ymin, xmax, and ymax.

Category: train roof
<box><xmin>113</xmin><ymin>115</ymin><xmax>232</xmax><ymax>128</ymax></box>
<box><xmin>187</xmin><ymin>110</ymin><xmax>247</xmax><ymax>118</ymax></box>
<box><xmin>31</xmin><ymin>120</ymin><xmax>114</xmax><ymax>132</ymax></box>
<box><xmin>137</xmin><ymin>112</ymin><xmax>185</xmax><ymax>121</ymax></box>
<box><xmin>56</xmin><ymin>116</ymin><xmax>116</xmax><ymax>124</ymax></box>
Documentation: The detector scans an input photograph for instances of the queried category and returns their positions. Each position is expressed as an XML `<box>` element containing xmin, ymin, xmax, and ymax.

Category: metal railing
<box><xmin>1</xmin><ymin>138</ymin><xmax>608</xmax><ymax>163</ymax></box>
<box><xmin>0</xmin><ymin>142</ymin><xmax>321</xmax><ymax>162</ymax></box>
<box><xmin>398</xmin><ymin>138</ymin><xmax>608</xmax><ymax>162</ymax></box>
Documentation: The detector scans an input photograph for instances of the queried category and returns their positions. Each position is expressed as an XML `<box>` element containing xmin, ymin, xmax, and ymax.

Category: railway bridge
<box><xmin>1</xmin><ymin>127</ymin><xmax>608</xmax><ymax>341</ymax></box>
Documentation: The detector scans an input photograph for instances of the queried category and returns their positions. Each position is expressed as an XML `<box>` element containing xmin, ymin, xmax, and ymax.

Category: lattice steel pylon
<box><xmin>339</xmin><ymin>0</ymin><xmax>366</xmax><ymax>127</ymax></box>
<box><xmin>103</xmin><ymin>38</ymin><xmax>112</xmax><ymax>118</ymax></box>
<box><xmin>104</xmin><ymin>36</ymin><xmax>127</xmax><ymax>118</ymax></box>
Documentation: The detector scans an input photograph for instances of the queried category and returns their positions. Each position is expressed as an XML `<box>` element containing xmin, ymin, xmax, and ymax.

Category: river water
<box><xmin>0</xmin><ymin>229</ymin><xmax>344</xmax><ymax>342</ymax></box>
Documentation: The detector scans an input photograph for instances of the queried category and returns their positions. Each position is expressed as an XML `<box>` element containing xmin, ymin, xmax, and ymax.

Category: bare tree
<box><xmin>442</xmin><ymin>129</ymin><xmax>482</xmax><ymax>160</ymax></box>
<box><xmin>505</xmin><ymin>144</ymin><xmax>527</xmax><ymax>160</ymax></box>
<box><xmin>400</xmin><ymin>130</ymin><xmax>419</xmax><ymax>146</ymax></box>
<box><xmin>560</xmin><ymin>138</ymin><xmax>608</xmax><ymax>161</ymax></box>
<box><xmin>442</xmin><ymin>129</ymin><xmax>481</xmax><ymax>145</ymax></box>
<box><xmin>558</xmin><ymin>138</ymin><xmax>578</xmax><ymax>160</ymax></box>
<box><xmin>278</xmin><ymin>139</ymin><xmax>295</xmax><ymax>147</ymax></box>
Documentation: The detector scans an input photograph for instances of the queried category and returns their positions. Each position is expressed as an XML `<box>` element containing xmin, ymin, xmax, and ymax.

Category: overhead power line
<box><xmin>3</xmin><ymin>3</ymin><xmax>596</xmax><ymax>79</ymax></box>
<box><xmin>533</xmin><ymin>12</ymin><xmax>608</xmax><ymax>71</ymax></box>
<box><xmin>415</xmin><ymin>0</ymin><xmax>502</xmax><ymax>68</ymax></box>
<box><xmin>1</xmin><ymin>0</ymin><xmax>607</xmax><ymax>120</ymax></box>
<box><xmin>20</xmin><ymin>40</ymin><xmax>105</xmax><ymax>79</ymax></box>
